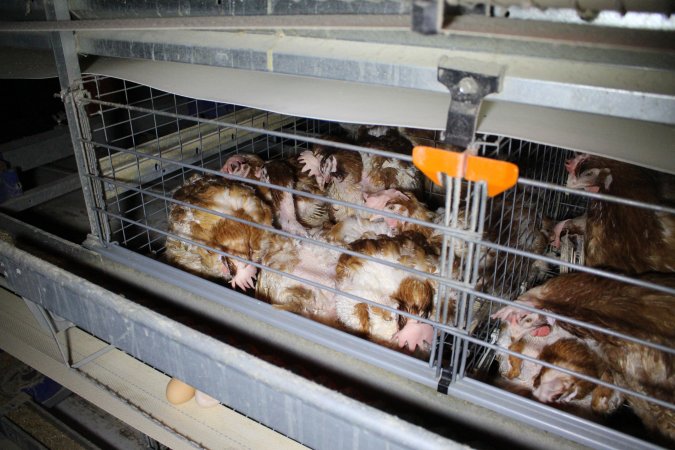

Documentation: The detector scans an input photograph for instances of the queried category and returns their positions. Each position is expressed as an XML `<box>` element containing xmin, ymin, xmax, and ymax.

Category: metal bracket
<box><xmin>412</xmin><ymin>0</ymin><xmax>444</xmax><ymax>34</ymax></box>
<box><xmin>438</xmin><ymin>56</ymin><xmax>504</xmax><ymax>148</ymax></box>
<box><xmin>436</xmin><ymin>368</ymin><xmax>452</xmax><ymax>394</ymax></box>
<box><xmin>23</xmin><ymin>299</ymin><xmax>73</xmax><ymax>366</ymax></box>
<box><xmin>56</xmin><ymin>84</ymin><xmax>89</xmax><ymax>105</ymax></box>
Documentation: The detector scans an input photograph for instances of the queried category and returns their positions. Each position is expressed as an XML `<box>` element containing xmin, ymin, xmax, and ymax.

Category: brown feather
<box><xmin>570</xmin><ymin>156</ymin><xmax>675</xmax><ymax>273</ymax></box>
<box><xmin>519</xmin><ymin>272</ymin><xmax>675</xmax><ymax>440</ymax></box>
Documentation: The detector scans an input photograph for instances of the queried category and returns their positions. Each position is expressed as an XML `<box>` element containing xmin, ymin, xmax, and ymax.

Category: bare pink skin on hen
<box><xmin>533</xmin><ymin>370</ymin><xmax>580</xmax><ymax>404</ymax></box>
<box><xmin>564</xmin><ymin>154</ymin><xmax>589</xmax><ymax>177</ymax></box>
<box><xmin>222</xmin><ymin>155</ymin><xmax>251</xmax><ymax>178</ymax></box>
<box><xmin>222</xmin><ymin>154</ymin><xmax>264</xmax><ymax>180</ymax></box>
<box><xmin>278</xmin><ymin>191</ymin><xmax>308</xmax><ymax>236</ymax></box>
<box><xmin>364</xmin><ymin>189</ymin><xmax>409</xmax><ymax>228</ymax></box>
<box><xmin>550</xmin><ymin>214</ymin><xmax>587</xmax><ymax>250</ymax></box>
<box><xmin>222</xmin><ymin>155</ymin><xmax>245</xmax><ymax>174</ymax></box>
<box><xmin>394</xmin><ymin>319</ymin><xmax>434</xmax><ymax>351</ymax></box>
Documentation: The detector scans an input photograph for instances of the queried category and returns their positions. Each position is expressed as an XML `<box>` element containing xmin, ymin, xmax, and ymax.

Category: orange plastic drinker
<box><xmin>412</xmin><ymin>146</ymin><xmax>518</xmax><ymax>197</ymax></box>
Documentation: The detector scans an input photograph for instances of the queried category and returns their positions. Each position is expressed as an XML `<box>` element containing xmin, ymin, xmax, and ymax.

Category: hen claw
<box><xmin>393</xmin><ymin>319</ymin><xmax>434</xmax><ymax>352</ymax></box>
<box><xmin>230</xmin><ymin>262</ymin><xmax>257</xmax><ymax>290</ymax></box>
<box><xmin>298</xmin><ymin>151</ymin><xmax>321</xmax><ymax>179</ymax></box>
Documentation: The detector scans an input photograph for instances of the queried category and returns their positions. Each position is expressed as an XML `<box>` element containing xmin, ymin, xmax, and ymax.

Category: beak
<box><xmin>566</xmin><ymin>177</ymin><xmax>582</xmax><ymax>189</ymax></box>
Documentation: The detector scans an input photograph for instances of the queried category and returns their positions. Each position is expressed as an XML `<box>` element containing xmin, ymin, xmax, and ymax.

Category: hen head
<box><xmin>364</xmin><ymin>189</ymin><xmax>410</xmax><ymax>229</ymax></box>
<box><xmin>318</xmin><ymin>154</ymin><xmax>339</xmax><ymax>190</ymax></box>
<box><xmin>222</xmin><ymin>154</ymin><xmax>264</xmax><ymax>180</ymax></box>
<box><xmin>491</xmin><ymin>300</ymin><xmax>555</xmax><ymax>341</ymax></box>
<box><xmin>565</xmin><ymin>155</ymin><xmax>613</xmax><ymax>193</ymax></box>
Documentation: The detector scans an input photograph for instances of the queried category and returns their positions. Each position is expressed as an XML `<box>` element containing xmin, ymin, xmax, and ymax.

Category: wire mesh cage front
<box><xmin>73</xmin><ymin>74</ymin><xmax>675</xmax><ymax>447</ymax></box>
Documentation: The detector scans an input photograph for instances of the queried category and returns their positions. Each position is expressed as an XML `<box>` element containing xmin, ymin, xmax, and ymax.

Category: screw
<box><xmin>458</xmin><ymin>77</ymin><xmax>479</xmax><ymax>95</ymax></box>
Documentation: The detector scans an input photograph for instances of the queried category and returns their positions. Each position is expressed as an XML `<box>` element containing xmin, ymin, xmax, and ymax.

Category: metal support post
<box><xmin>44</xmin><ymin>0</ymin><xmax>107</xmax><ymax>241</ymax></box>
<box><xmin>412</xmin><ymin>0</ymin><xmax>444</xmax><ymax>34</ymax></box>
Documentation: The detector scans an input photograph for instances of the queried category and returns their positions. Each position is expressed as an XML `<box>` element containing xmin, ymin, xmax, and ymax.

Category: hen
<box><xmin>335</xmin><ymin>233</ymin><xmax>440</xmax><ymax>352</ymax></box>
<box><xmin>493</xmin><ymin>272</ymin><xmax>675</xmax><ymax>441</ymax></box>
<box><xmin>223</xmin><ymin>153</ymin><xmax>330</xmax><ymax>234</ymax></box>
<box><xmin>255</xmin><ymin>233</ymin><xmax>341</xmax><ymax>324</ymax></box>
<box><xmin>298</xmin><ymin>130</ymin><xmax>422</xmax><ymax>222</ymax></box>
<box><xmin>298</xmin><ymin>136</ymin><xmax>365</xmax><ymax>222</ymax></box>
<box><xmin>363</xmin><ymin>187</ymin><xmax>552</xmax><ymax>294</ymax></box>
<box><xmin>165</xmin><ymin>174</ymin><xmax>273</xmax><ymax>291</ymax></box>
<box><xmin>554</xmin><ymin>154</ymin><xmax>675</xmax><ymax>274</ymax></box>
<box><xmin>494</xmin><ymin>319</ymin><xmax>622</xmax><ymax>418</ymax></box>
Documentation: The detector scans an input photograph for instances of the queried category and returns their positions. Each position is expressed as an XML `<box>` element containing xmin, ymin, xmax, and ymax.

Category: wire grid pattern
<box><xmin>83</xmin><ymin>75</ymin><xmax>332</xmax><ymax>254</ymax></box>
<box><xmin>74</xmin><ymin>75</ymin><xmax>675</xmax><ymax>436</ymax></box>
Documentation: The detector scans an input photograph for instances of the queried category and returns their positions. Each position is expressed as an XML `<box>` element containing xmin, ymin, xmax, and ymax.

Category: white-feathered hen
<box><xmin>255</xmin><ymin>233</ymin><xmax>341</xmax><ymax>324</ymax></box>
<box><xmin>335</xmin><ymin>233</ymin><xmax>441</xmax><ymax>352</ymax></box>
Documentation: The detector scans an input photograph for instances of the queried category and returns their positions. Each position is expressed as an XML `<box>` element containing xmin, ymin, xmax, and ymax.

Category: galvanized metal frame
<box><xmin>44</xmin><ymin>0</ymin><xmax>108</xmax><ymax>241</ymax></box>
<box><xmin>70</xmin><ymin>28</ymin><xmax>675</xmax><ymax>127</ymax></box>
<box><xmin>0</xmin><ymin>217</ymin><xmax>660</xmax><ymax>450</ymax></box>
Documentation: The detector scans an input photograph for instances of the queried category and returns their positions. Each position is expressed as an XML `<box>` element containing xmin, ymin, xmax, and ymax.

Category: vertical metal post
<box><xmin>44</xmin><ymin>0</ymin><xmax>107</xmax><ymax>241</ymax></box>
<box><xmin>431</xmin><ymin>173</ymin><xmax>453</xmax><ymax>377</ymax></box>
<box><xmin>412</xmin><ymin>0</ymin><xmax>444</xmax><ymax>35</ymax></box>
<box><xmin>457</xmin><ymin>181</ymin><xmax>488</xmax><ymax>379</ymax></box>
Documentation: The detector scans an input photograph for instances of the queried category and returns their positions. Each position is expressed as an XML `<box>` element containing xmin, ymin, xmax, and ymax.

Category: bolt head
<box><xmin>458</xmin><ymin>77</ymin><xmax>479</xmax><ymax>95</ymax></box>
